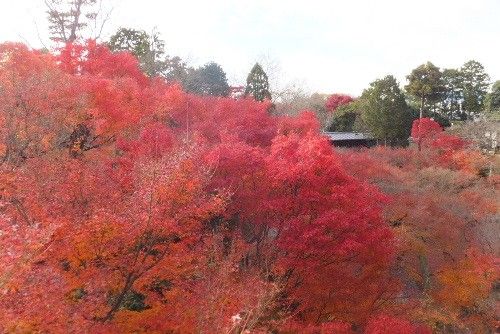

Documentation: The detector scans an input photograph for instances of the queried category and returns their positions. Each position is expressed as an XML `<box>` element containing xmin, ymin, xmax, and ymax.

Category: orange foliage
<box><xmin>0</xmin><ymin>42</ymin><xmax>497</xmax><ymax>333</ymax></box>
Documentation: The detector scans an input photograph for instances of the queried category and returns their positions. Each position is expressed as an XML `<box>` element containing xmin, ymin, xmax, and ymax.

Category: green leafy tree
<box><xmin>461</xmin><ymin>60</ymin><xmax>490</xmax><ymax>116</ymax></box>
<box><xmin>441</xmin><ymin>68</ymin><xmax>465</xmax><ymax>120</ymax></box>
<box><xmin>184</xmin><ymin>62</ymin><xmax>230</xmax><ymax>97</ymax></box>
<box><xmin>405</xmin><ymin>104</ymin><xmax>451</xmax><ymax>128</ymax></box>
<box><xmin>361</xmin><ymin>75</ymin><xmax>413</xmax><ymax>145</ymax></box>
<box><xmin>162</xmin><ymin>57</ymin><xmax>190</xmax><ymax>83</ymax></box>
<box><xmin>327</xmin><ymin>100</ymin><xmax>365</xmax><ymax>132</ymax></box>
<box><xmin>405</xmin><ymin>62</ymin><xmax>445</xmax><ymax>119</ymax></box>
<box><xmin>245</xmin><ymin>63</ymin><xmax>272</xmax><ymax>102</ymax></box>
<box><xmin>108</xmin><ymin>28</ymin><xmax>190</xmax><ymax>82</ymax></box>
<box><xmin>108</xmin><ymin>28</ymin><xmax>150</xmax><ymax>59</ymax></box>
<box><xmin>486</xmin><ymin>80</ymin><xmax>500</xmax><ymax>113</ymax></box>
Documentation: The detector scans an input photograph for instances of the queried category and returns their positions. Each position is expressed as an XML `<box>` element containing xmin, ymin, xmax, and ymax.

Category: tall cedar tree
<box><xmin>441</xmin><ymin>68</ymin><xmax>464</xmax><ymax>120</ymax></box>
<box><xmin>245</xmin><ymin>63</ymin><xmax>272</xmax><ymax>102</ymax></box>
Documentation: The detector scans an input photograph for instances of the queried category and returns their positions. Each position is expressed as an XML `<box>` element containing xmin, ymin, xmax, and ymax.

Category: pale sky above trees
<box><xmin>1</xmin><ymin>0</ymin><xmax>499</xmax><ymax>95</ymax></box>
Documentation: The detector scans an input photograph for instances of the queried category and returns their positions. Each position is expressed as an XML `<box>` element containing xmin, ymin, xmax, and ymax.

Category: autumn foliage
<box><xmin>410</xmin><ymin>117</ymin><xmax>444</xmax><ymax>151</ymax></box>
<box><xmin>340</xmin><ymin>144</ymin><xmax>499</xmax><ymax>333</ymax></box>
<box><xmin>325</xmin><ymin>93</ymin><xmax>354</xmax><ymax>112</ymax></box>
<box><xmin>0</xmin><ymin>42</ymin><xmax>497</xmax><ymax>333</ymax></box>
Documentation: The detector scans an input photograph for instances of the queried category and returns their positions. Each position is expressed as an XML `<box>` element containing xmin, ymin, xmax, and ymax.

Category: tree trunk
<box><xmin>419</xmin><ymin>96</ymin><xmax>425</xmax><ymax>119</ymax></box>
<box><xmin>68</xmin><ymin>0</ymin><xmax>84</xmax><ymax>42</ymax></box>
<box><xmin>101</xmin><ymin>272</ymin><xmax>135</xmax><ymax>321</ymax></box>
<box><xmin>418</xmin><ymin>254</ymin><xmax>431</xmax><ymax>292</ymax></box>
<box><xmin>417</xmin><ymin>96</ymin><xmax>425</xmax><ymax>151</ymax></box>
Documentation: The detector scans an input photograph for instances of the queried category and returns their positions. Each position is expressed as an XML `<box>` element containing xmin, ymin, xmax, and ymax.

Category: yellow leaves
<box><xmin>4</xmin><ymin>321</ymin><xmax>40</xmax><ymax>334</ymax></box>
<box><xmin>64</xmin><ymin>217</ymin><xmax>121</xmax><ymax>273</ymax></box>
<box><xmin>435</xmin><ymin>253</ymin><xmax>497</xmax><ymax>309</ymax></box>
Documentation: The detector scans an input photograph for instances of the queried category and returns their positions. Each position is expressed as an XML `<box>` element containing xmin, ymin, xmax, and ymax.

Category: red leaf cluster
<box><xmin>0</xmin><ymin>42</ymin><xmax>497</xmax><ymax>333</ymax></box>
<box><xmin>325</xmin><ymin>94</ymin><xmax>354</xmax><ymax>112</ymax></box>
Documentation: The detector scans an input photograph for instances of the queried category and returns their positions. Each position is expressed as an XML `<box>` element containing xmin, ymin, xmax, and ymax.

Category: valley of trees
<box><xmin>0</xmin><ymin>1</ymin><xmax>498</xmax><ymax>333</ymax></box>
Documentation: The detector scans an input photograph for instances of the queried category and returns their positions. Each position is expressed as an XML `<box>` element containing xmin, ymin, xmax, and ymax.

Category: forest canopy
<box><xmin>0</xmin><ymin>41</ymin><xmax>498</xmax><ymax>334</ymax></box>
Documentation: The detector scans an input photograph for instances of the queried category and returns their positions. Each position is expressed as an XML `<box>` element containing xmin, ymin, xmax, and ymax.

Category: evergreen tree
<box><xmin>461</xmin><ymin>60</ymin><xmax>490</xmax><ymax>116</ymax></box>
<box><xmin>441</xmin><ymin>68</ymin><xmax>465</xmax><ymax>120</ymax></box>
<box><xmin>185</xmin><ymin>62</ymin><xmax>230</xmax><ymax>97</ymax></box>
<box><xmin>244</xmin><ymin>63</ymin><xmax>272</xmax><ymax>102</ymax></box>
<box><xmin>361</xmin><ymin>75</ymin><xmax>413</xmax><ymax>145</ymax></box>
<box><xmin>486</xmin><ymin>80</ymin><xmax>500</xmax><ymax>115</ymax></box>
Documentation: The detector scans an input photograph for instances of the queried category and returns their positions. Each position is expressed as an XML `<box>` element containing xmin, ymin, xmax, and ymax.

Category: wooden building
<box><xmin>323</xmin><ymin>132</ymin><xmax>376</xmax><ymax>148</ymax></box>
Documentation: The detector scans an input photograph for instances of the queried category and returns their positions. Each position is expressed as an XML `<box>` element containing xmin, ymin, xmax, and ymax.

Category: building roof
<box><xmin>323</xmin><ymin>132</ymin><xmax>374</xmax><ymax>141</ymax></box>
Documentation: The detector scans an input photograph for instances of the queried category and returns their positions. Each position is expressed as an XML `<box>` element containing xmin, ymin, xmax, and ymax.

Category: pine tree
<box><xmin>244</xmin><ymin>63</ymin><xmax>271</xmax><ymax>102</ymax></box>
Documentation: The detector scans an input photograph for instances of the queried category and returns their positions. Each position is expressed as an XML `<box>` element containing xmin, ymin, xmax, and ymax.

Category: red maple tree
<box><xmin>0</xmin><ymin>42</ymin><xmax>496</xmax><ymax>333</ymax></box>
<box><xmin>325</xmin><ymin>93</ymin><xmax>354</xmax><ymax>112</ymax></box>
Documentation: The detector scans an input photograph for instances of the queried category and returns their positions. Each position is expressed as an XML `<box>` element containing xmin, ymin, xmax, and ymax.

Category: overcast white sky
<box><xmin>1</xmin><ymin>0</ymin><xmax>499</xmax><ymax>95</ymax></box>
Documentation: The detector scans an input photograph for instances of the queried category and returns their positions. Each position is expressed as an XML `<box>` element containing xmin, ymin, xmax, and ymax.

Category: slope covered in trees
<box><xmin>0</xmin><ymin>42</ymin><xmax>498</xmax><ymax>333</ymax></box>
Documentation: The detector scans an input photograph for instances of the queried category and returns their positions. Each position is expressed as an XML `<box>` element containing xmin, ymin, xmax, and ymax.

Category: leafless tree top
<box><xmin>45</xmin><ymin>0</ymin><xmax>111</xmax><ymax>45</ymax></box>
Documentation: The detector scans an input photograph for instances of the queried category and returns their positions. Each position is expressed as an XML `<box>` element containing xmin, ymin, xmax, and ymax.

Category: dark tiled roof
<box><xmin>323</xmin><ymin>132</ymin><xmax>374</xmax><ymax>141</ymax></box>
